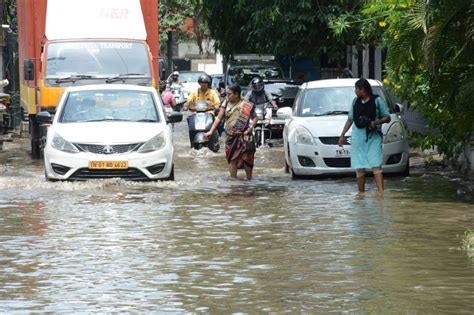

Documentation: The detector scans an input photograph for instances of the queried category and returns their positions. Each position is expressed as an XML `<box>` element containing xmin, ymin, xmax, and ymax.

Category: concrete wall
<box><xmin>177</xmin><ymin>39</ymin><xmax>216</xmax><ymax>59</ymax></box>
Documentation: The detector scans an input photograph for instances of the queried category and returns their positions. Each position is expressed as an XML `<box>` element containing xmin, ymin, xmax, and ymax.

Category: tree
<box><xmin>202</xmin><ymin>0</ymin><xmax>361</xmax><ymax>59</ymax></box>
<box><xmin>159</xmin><ymin>0</ymin><xmax>208</xmax><ymax>55</ymax></box>
<box><xmin>357</xmin><ymin>0</ymin><xmax>473</xmax><ymax>160</ymax></box>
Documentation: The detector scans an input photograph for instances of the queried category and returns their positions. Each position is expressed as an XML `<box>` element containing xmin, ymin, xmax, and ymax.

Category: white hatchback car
<box><xmin>278</xmin><ymin>79</ymin><xmax>409</xmax><ymax>178</ymax></box>
<box><xmin>37</xmin><ymin>85</ymin><xmax>182</xmax><ymax>181</ymax></box>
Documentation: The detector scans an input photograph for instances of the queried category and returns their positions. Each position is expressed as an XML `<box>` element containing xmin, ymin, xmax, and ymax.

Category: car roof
<box><xmin>64</xmin><ymin>84</ymin><xmax>157</xmax><ymax>93</ymax></box>
<box><xmin>263</xmin><ymin>79</ymin><xmax>302</xmax><ymax>85</ymax></box>
<box><xmin>304</xmin><ymin>78</ymin><xmax>382</xmax><ymax>89</ymax></box>
<box><xmin>179</xmin><ymin>71</ymin><xmax>207</xmax><ymax>74</ymax></box>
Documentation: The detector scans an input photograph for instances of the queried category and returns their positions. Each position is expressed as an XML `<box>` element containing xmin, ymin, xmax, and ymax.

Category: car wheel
<box><xmin>285</xmin><ymin>161</ymin><xmax>290</xmax><ymax>173</ymax></box>
<box><xmin>289</xmin><ymin>166</ymin><xmax>303</xmax><ymax>180</ymax></box>
<box><xmin>45</xmin><ymin>171</ymin><xmax>58</xmax><ymax>182</ymax></box>
<box><xmin>163</xmin><ymin>164</ymin><xmax>175</xmax><ymax>181</ymax></box>
<box><xmin>401</xmin><ymin>157</ymin><xmax>410</xmax><ymax>177</ymax></box>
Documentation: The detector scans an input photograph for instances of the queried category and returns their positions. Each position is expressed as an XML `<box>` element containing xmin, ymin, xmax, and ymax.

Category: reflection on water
<box><xmin>0</xmin><ymin>122</ymin><xmax>473</xmax><ymax>313</ymax></box>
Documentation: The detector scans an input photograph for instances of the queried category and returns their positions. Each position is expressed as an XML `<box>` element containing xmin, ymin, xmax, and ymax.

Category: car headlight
<box><xmin>293</xmin><ymin>126</ymin><xmax>315</xmax><ymax>145</ymax></box>
<box><xmin>51</xmin><ymin>133</ymin><xmax>79</xmax><ymax>153</ymax></box>
<box><xmin>138</xmin><ymin>132</ymin><xmax>166</xmax><ymax>153</ymax></box>
<box><xmin>384</xmin><ymin>121</ymin><xmax>405</xmax><ymax>143</ymax></box>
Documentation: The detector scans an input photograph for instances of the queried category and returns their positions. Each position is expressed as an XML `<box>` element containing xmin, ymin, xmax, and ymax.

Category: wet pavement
<box><xmin>0</xmin><ymin>120</ymin><xmax>473</xmax><ymax>313</ymax></box>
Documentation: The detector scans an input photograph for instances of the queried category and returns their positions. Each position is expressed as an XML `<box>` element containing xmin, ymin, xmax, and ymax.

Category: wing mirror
<box><xmin>167</xmin><ymin>111</ymin><xmax>183</xmax><ymax>123</ymax></box>
<box><xmin>394</xmin><ymin>103</ymin><xmax>405</xmax><ymax>114</ymax></box>
<box><xmin>277</xmin><ymin>107</ymin><xmax>292</xmax><ymax>119</ymax></box>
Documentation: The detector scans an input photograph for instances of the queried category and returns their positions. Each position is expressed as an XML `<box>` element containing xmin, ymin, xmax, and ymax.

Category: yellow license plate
<box><xmin>88</xmin><ymin>161</ymin><xmax>128</xmax><ymax>169</ymax></box>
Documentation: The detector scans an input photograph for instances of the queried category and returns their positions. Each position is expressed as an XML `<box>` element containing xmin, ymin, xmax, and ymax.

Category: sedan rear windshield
<box><xmin>227</xmin><ymin>65</ymin><xmax>284</xmax><ymax>87</ymax></box>
<box><xmin>297</xmin><ymin>86</ymin><xmax>390</xmax><ymax>117</ymax></box>
<box><xmin>59</xmin><ymin>90</ymin><xmax>159</xmax><ymax>123</ymax></box>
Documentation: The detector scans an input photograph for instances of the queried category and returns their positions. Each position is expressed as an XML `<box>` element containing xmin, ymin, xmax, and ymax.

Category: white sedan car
<box><xmin>37</xmin><ymin>85</ymin><xmax>182</xmax><ymax>181</ymax></box>
<box><xmin>278</xmin><ymin>79</ymin><xmax>409</xmax><ymax>178</ymax></box>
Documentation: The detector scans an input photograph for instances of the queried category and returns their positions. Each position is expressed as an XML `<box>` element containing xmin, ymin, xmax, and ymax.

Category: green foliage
<box><xmin>462</xmin><ymin>230</ymin><xmax>474</xmax><ymax>258</ymax></box>
<box><xmin>357</xmin><ymin>0</ymin><xmax>474</xmax><ymax>160</ymax></box>
<box><xmin>202</xmin><ymin>0</ymin><xmax>361</xmax><ymax>59</ymax></box>
<box><xmin>159</xmin><ymin>0</ymin><xmax>208</xmax><ymax>46</ymax></box>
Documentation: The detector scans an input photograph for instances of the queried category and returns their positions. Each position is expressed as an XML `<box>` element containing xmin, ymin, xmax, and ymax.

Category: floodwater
<box><xmin>0</xmin><ymin>120</ymin><xmax>473</xmax><ymax>313</ymax></box>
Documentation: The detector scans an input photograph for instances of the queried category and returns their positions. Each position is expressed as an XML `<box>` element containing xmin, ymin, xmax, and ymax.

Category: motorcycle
<box><xmin>254</xmin><ymin>101</ymin><xmax>273</xmax><ymax>147</ymax></box>
<box><xmin>187</xmin><ymin>101</ymin><xmax>220</xmax><ymax>152</ymax></box>
<box><xmin>170</xmin><ymin>83</ymin><xmax>186</xmax><ymax>111</ymax></box>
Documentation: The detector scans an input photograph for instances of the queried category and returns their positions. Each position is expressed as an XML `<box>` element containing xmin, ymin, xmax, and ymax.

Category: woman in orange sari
<box><xmin>204</xmin><ymin>84</ymin><xmax>258</xmax><ymax>180</ymax></box>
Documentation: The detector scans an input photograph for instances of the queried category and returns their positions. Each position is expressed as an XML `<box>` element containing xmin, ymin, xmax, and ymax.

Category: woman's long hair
<box><xmin>355</xmin><ymin>78</ymin><xmax>373</xmax><ymax>96</ymax></box>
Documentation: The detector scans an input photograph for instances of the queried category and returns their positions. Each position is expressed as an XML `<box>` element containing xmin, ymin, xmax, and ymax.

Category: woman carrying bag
<box><xmin>338</xmin><ymin>78</ymin><xmax>391</xmax><ymax>193</ymax></box>
<box><xmin>204</xmin><ymin>84</ymin><xmax>258</xmax><ymax>180</ymax></box>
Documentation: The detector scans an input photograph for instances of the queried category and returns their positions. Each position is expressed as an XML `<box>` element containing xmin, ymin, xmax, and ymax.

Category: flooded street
<box><xmin>0</xmin><ymin>120</ymin><xmax>473</xmax><ymax>313</ymax></box>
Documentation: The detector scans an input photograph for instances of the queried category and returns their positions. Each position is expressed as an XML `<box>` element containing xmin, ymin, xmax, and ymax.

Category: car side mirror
<box><xmin>24</xmin><ymin>59</ymin><xmax>34</xmax><ymax>81</ymax></box>
<box><xmin>277</xmin><ymin>107</ymin><xmax>292</xmax><ymax>119</ymax></box>
<box><xmin>36</xmin><ymin>111</ymin><xmax>53</xmax><ymax>125</ymax></box>
<box><xmin>394</xmin><ymin>103</ymin><xmax>405</xmax><ymax>114</ymax></box>
<box><xmin>167</xmin><ymin>111</ymin><xmax>183</xmax><ymax>124</ymax></box>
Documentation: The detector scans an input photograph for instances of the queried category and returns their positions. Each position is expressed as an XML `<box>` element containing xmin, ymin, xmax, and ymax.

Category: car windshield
<box><xmin>45</xmin><ymin>41</ymin><xmax>151</xmax><ymax>79</ymax></box>
<box><xmin>59</xmin><ymin>90</ymin><xmax>159</xmax><ymax>123</ymax></box>
<box><xmin>227</xmin><ymin>65</ymin><xmax>284</xmax><ymax>87</ymax></box>
<box><xmin>265</xmin><ymin>83</ymin><xmax>300</xmax><ymax>98</ymax></box>
<box><xmin>299</xmin><ymin>86</ymin><xmax>387</xmax><ymax>116</ymax></box>
<box><xmin>180</xmin><ymin>72</ymin><xmax>205</xmax><ymax>83</ymax></box>
<box><xmin>211</xmin><ymin>75</ymin><xmax>223</xmax><ymax>89</ymax></box>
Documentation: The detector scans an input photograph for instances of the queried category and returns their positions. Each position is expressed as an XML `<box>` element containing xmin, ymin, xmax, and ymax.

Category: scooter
<box><xmin>254</xmin><ymin>101</ymin><xmax>273</xmax><ymax>147</ymax></box>
<box><xmin>187</xmin><ymin>102</ymin><xmax>220</xmax><ymax>152</ymax></box>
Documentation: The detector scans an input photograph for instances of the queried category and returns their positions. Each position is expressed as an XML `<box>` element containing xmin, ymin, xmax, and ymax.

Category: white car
<box><xmin>37</xmin><ymin>85</ymin><xmax>182</xmax><ymax>181</ymax></box>
<box><xmin>278</xmin><ymin>79</ymin><xmax>409</xmax><ymax>178</ymax></box>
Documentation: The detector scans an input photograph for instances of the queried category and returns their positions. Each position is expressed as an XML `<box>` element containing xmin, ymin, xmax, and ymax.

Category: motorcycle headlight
<box><xmin>293</xmin><ymin>126</ymin><xmax>315</xmax><ymax>145</ymax></box>
<box><xmin>255</xmin><ymin>107</ymin><xmax>264</xmax><ymax>120</ymax></box>
<box><xmin>384</xmin><ymin>121</ymin><xmax>405</xmax><ymax>143</ymax></box>
<box><xmin>138</xmin><ymin>132</ymin><xmax>166</xmax><ymax>153</ymax></box>
<box><xmin>51</xmin><ymin>133</ymin><xmax>79</xmax><ymax>153</ymax></box>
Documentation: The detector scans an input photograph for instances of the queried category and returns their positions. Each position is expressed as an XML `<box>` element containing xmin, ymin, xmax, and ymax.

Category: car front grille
<box><xmin>319</xmin><ymin>137</ymin><xmax>351</xmax><ymax>145</ymax></box>
<box><xmin>74</xmin><ymin>143</ymin><xmax>142</xmax><ymax>155</ymax></box>
<box><xmin>323</xmin><ymin>158</ymin><xmax>351</xmax><ymax>168</ymax></box>
<box><xmin>68</xmin><ymin>168</ymin><xmax>150</xmax><ymax>181</ymax></box>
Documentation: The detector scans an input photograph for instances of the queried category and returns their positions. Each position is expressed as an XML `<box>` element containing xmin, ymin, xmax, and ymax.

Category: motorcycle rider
<box><xmin>160</xmin><ymin>81</ymin><xmax>177</xmax><ymax>112</ymax></box>
<box><xmin>183</xmin><ymin>74</ymin><xmax>220</xmax><ymax>113</ymax></box>
<box><xmin>245</xmin><ymin>76</ymin><xmax>278</xmax><ymax>130</ymax></box>
<box><xmin>167</xmin><ymin>71</ymin><xmax>181</xmax><ymax>87</ymax></box>
<box><xmin>244</xmin><ymin>76</ymin><xmax>278</xmax><ymax>110</ymax></box>
<box><xmin>183</xmin><ymin>73</ymin><xmax>221</xmax><ymax>149</ymax></box>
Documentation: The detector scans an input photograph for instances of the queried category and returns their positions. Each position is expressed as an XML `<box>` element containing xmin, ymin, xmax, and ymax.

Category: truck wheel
<box><xmin>30</xmin><ymin>117</ymin><xmax>41</xmax><ymax>159</ymax></box>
